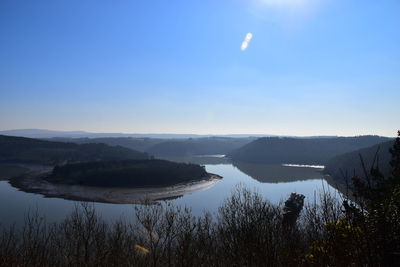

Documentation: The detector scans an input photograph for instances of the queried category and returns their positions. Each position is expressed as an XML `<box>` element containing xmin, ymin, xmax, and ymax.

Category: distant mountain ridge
<box><xmin>228</xmin><ymin>136</ymin><xmax>393</xmax><ymax>165</ymax></box>
<box><xmin>0</xmin><ymin>129</ymin><xmax>278</xmax><ymax>139</ymax></box>
<box><xmin>1</xmin><ymin>128</ymin><xmax>352</xmax><ymax>139</ymax></box>
<box><xmin>0</xmin><ymin>129</ymin><xmax>205</xmax><ymax>139</ymax></box>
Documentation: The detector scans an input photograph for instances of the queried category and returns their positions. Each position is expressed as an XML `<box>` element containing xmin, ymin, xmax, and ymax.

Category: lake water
<box><xmin>0</xmin><ymin>161</ymin><xmax>342</xmax><ymax>227</ymax></box>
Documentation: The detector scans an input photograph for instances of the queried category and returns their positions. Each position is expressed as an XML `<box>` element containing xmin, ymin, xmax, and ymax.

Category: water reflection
<box><xmin>158</xmin><ymin>155</ymin><xmax>230</xmax><ymax>165</ymax></box>
<box><xmin>232</xmin><ymin>161</ymin><xmax>324</xmax><ymax>183</ymax></box>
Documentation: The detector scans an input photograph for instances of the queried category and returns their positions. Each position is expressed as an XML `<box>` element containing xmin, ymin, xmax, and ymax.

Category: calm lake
<box><xmin>0</xmin><ymin>160</ymin><xmax>342</xmax><ymax>227</ymax></box>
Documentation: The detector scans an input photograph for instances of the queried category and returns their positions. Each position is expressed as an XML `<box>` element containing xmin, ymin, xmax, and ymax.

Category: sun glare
<box><xmin>260</xmin><ymin>0</ymin><xmax>304</xmax><ymax>6</ymax></box>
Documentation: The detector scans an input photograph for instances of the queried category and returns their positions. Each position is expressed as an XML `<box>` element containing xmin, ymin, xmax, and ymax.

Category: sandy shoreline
<box><xmin>9</xmin><ymin>173</ymin><xmax>222</xmax><ymax>204</ymax></box>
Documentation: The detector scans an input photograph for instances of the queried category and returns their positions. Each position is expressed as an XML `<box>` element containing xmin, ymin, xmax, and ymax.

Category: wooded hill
<box><xmin>45</xmin><ymin>159</ymin><xmax>211</xmax><ymax>187</ymax></box>
<box><xmin>0</xmin><ymin>135</ymin><xmax>149</xmax><ymax>165</ymax></box>
<box><xmin>324</xmin><ymin>140</ymin><xmax>394</xmax><ymax>183</ymax></box>
<box><xmin>47</xmin><ymin>137</ymin><xmax>166</xmax><ymax>153</ymax></box>
<box><xmin>47</xmin><ymin>136</ymin><xmax>255</xmax><ymax>157</ymax></box>
<box><xmin>228</xmin><ymin>136</ymin><xmax>392</xmax><ymax>165</ymax></box>
<box><xmin>145</xmin><ymin>137</ymin><xmax>254</xmax><ymax>157</ymax></box>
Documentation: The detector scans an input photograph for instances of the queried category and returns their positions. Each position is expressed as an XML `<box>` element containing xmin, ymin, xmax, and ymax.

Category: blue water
<box><xmin>0</xmin><ymin>163</ymin><xmax>340</xmax><ymax>227</ymax></box>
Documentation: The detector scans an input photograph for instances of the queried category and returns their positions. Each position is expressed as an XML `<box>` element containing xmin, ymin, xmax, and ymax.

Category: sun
<box><xmin>259</xmin><ymin>0</ymin><xmax>305</xmax><ymax>6</ymax></box>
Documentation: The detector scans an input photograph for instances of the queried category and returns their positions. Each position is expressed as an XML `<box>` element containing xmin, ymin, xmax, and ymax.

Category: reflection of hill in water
<box><xmin>156</xmin><ymin>194</ymin><xmax>183</xmax><ymax>201</ymax></box>
<box><xmin>233</xmin><ymin>161</ymin><xmax>324</xmax><ymax>183</ymax></box>
<box><xmin>160</xmin><ymin>156</ymin><xmax>230</xmax><ymax>165</ymax></box>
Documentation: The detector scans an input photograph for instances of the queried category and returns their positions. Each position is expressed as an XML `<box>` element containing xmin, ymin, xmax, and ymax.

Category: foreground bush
<box><xmin>0</xmin><ymin>185</ymin><xmax>398</xmax><ymax>267</ymax></box>
<box><xmin>0</xmin><ymin>188</ymin><xmax>325</xmax><ymax>267</ymax></box>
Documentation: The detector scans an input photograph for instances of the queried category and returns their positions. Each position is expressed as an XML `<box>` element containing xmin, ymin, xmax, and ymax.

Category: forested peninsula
<box><xmin>45</xmin><ymin>159</ymin><xmax>214</xmax><ymax>188</ymax></box>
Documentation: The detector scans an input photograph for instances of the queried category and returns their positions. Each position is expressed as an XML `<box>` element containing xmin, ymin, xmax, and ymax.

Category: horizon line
<box><xmin>0</xmin><ymin>128</ymin><xmax>395</xmax><ymax>138</ymax></box>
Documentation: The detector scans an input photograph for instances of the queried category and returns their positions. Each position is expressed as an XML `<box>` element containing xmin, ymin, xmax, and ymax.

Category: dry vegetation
<box><xmin>0</xmin><ymin>185</ymin><xmax>397</xmax><ymax>267</ymax></box>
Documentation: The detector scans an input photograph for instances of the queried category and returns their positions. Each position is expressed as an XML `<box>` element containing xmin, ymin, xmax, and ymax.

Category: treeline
<box><xmin>228</xmin><ymin>135</ymin><xmax>391</xmax><ymax>165</ymax></box>
<box><xmin>46</xmin><ymin>159</ymin><xmax>210</xmax><ymax>187</ymax></box>
<box><xmin>0</xmin><ymin>135</ymin><xmax>149</xmax><ymax>165</ymax></box>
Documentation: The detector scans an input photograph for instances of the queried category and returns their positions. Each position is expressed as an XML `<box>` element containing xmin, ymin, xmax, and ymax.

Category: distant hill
<box><xmin>45</xmin><ymin>159</ymin><xmax>212</xmax><ymax>187</ymax></box>
<box><xmin>0</xmin><ymin>129</ymin><xmax>92</xmax><ymax>138</ymax></box>
<box><xmin>145</xmin><ymin>137</ymin><xmax>255</xmax><ymax>157</ymax></box>
<box><xmin>0</xmin><ymin>129</ymin><xmax>273</xmax><ymax>139</ymax></box>
<box><xmin>324</xmin><ymin>140</ymin><xmax>394</xmax><ymax>184</ymax></box>
<box><xmin>46</xmin><ymin>136</ymin><xmax>256</xmax><ymax>157</ymax></box>
<box><xmin>228</xmin><ymin>136</ymin><xmax>392</xmax><ymax>165</ymax></box>
<box><xmin>47</xmin><ymin>137</ymin><xmax>166</xmax><ymax>152</ymax></box>
<box><xmin>0</xmin><ymin>135</ymin><xmax>149</xmax><ymax>165</ymax></box>
<box><xmin>0</xmin><ymin>129</ymin><xmax>215</xmax><ymax>139</ymax></box>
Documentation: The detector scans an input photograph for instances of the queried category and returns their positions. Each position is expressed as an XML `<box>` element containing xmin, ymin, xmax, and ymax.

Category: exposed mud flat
<box><xmin>9</xmin><ymin>173</ymin><xmax>222</xmax><ymax>204</ymax></box>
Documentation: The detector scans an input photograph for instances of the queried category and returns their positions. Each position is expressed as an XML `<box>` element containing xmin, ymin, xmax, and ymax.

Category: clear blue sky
<box><xmin>1</xmin><ymin>0</ymin><xmax>399</xmax><ymax>136</ymax></box>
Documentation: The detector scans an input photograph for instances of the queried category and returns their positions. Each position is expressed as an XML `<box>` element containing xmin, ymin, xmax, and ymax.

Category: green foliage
<box><xmin>302</xmin><ymin>217</ymin><xmax>365</xmax><ymax>266</ymax></box>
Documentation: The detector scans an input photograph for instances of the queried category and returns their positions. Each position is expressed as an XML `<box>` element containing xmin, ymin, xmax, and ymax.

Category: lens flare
<box><xmin>241</xmin><ymin>33</ymin><xmax>253</xmax><ymax>51</ymax></box>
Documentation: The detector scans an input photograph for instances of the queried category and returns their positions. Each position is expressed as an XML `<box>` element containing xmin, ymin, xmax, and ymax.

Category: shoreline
<box><xmin>0</xmin><ymin>163</ymin><xmax>52</xmax><ymax>181</ymax></box>
<box><xmin>9</xmin><ymin>172</ymin><xmax>222</xmax><ymax>204</ymax></box>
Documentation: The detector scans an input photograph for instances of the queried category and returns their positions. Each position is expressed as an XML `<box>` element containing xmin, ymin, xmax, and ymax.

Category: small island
<box><xmin>10</xmin><ymin>159</ymin><xmax>222</xmax><ymax>204</ymax></box>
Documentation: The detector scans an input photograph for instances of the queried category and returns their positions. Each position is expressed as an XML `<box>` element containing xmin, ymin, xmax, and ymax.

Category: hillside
<box><xmin>0</xmin><ymin>135</ymin><xmax>149</xmax><ymax>165</ymax></box>
<box><xmin>145</xmin><ymin>137</ymin><xmax>255</xmax><ymax>157</ymax></box>
<box><xmin>47</xmin><ymin>136</ymin><xmax>255</xmax><ymax>157</ymax></box>
<box><xmin>47</xmin><ymin>137</ymin><xmax>165</xmax><ymax>152</ymax></box>
<box><xmin>228</xmin><ymin>136</ymin><xmax>392</xmax><ymax>165</ymax></box>
<box><xmin>324</xmin><ymin>140</ymin><xmax>394</xmax><ymax>184</ymax></box>
<box><xmin>45</xmin><ymin>159</ymin><xmax>212</xmax><ymax>187</ymax></box>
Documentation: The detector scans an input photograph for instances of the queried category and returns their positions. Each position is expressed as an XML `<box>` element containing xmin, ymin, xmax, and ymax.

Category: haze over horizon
<box><xmin>1</xmin><ymin>0</ymin><xmax>399</xmax><ymax>136</ymax></box>
<box><xmin>0</xmin><ymin>128</ymin><xmax>396</xmax><ymax>139</ymax></box>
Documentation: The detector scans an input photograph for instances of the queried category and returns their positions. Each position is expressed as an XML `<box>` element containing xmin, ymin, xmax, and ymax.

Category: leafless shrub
<box><xmin>1</xmin><ymin>186</ymin><xmax>390</xmax><ymax>266</ymax></box>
